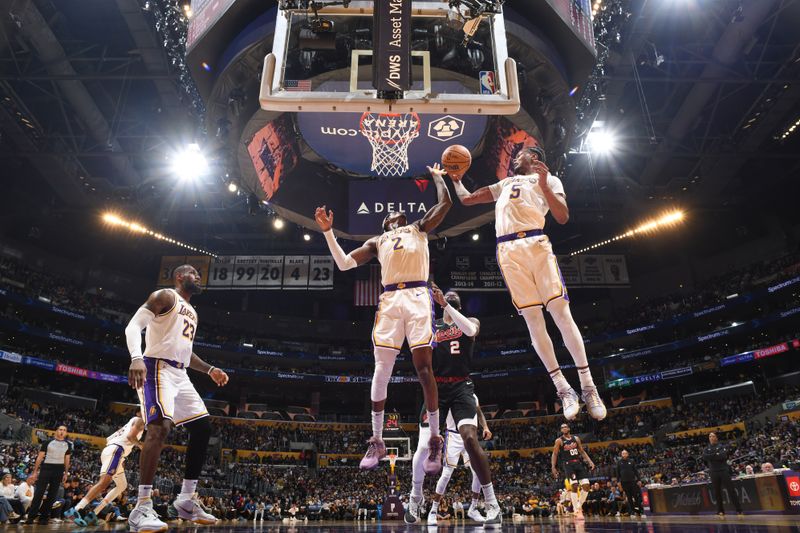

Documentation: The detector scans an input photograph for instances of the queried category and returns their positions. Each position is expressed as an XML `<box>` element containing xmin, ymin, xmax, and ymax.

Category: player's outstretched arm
<box><xmin>125</xmin><ymin>289</ymin><xmax>175</xmax><ymax>389</ymax></box>
<box><xmin>576</xmin><ymin>436</ymin><xmax>595</xmax><ymax>470</ymax></box>
<box><xmin>190</xmin><ymin>352</ymin><xmax>229</xmax><ymax>387</ymax></box>
<box><xmin>551</xmin><ymin>438</ymin><xmax>561</xmax><ymax>477</ymax></box>
<box><xmin>417</xmin><ymin>164</ymin><xmax>453</xmax><ymax>233</ymax></box>
<box><xmin>431</xmin><ymin>285</ymin><xmax>480</xmax><ymax>337</ymax></box>
<box><xmin>315</xmin><ymin>206</ymin><xmax>377</xmax><ymax>270</ymax></box>
<box><xmin>476</xmin><ymin>404</ymin><xmax>492</xmax><ymax>441</ymax></box>
<box><xmin>449</xmin><ymin>175</ymin><xmax>495</xmax><ymax>206</ymax></box>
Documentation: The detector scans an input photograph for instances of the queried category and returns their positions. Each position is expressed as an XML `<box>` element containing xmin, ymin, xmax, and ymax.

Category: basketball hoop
<box><xmin>359</xmin><ymin>112</ymin><xmax>421</xmax><ymax>177</ymax></box>
<box><xmin>388</xmin><ymin>453</ymin><xmax>398</xmax><ymax>475</ymax></box>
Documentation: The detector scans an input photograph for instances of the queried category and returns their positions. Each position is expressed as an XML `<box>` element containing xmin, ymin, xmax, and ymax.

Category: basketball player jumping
<box><xmin>405</xmin><ymin>287</ymin><xmax>501</xmax><ymax>526</ymax></box>
<box><xmin>448</xmin><ymin>146</ymin><xmax>606</xmax><ymax>421</ymax></box>
<box><xmin>125</xmin><ymin>265</ymin><xmax>229</xmax><ymax>532</ymax></box>
<box><xmin>315</xmin><ymin>164</ymin><xmax>452</xmax><ymax>474</ymax></box>
<box><xmin>552</xmin><ymin>423</ymin><xmax>595</xmax><ymax>521</ymax></box>
<box><xmin>65</xmin><ymin>413</ymin><xmax>145</xmax><ymax>526</ymax></box>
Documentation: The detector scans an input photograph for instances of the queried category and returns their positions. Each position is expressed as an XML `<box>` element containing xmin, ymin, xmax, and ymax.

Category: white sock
<box><xmin>549</xmin><ymin>368</ymin><xmax>572</xmax><ymax>393</ymax></box>
<box><xmin>74</xmin><ymin>498</ymin><xmax>89</xmax><ymax>511</ymax></box>
<box><xmin>482</xmin><ymin>483</ymin><xmax>497</xmax><ymax>505</ymax></box>
<box><xmin>137</xmin><ymin>485</ymin><xmax>152</xmax><ymax>505</ymax></box>
<box><xmin>411</xmin><ymin>482</ymin><xmax>424</xmax><ymax>501</ymax></box>
<box><xmin>430</xmin><ymin>501</ymin><xmax>439</xmax><ymax>514</ymax></box>
<box><xmin>411</xmin><ymin>438</ymin><xmax>428</xmax><ymax>487</ymax></box>
<box><xmin>371</xmin><ymin>410</ymin><xmax>384</xmax><ymax>440</ymax></box>
<box><xmin>470</xmin><ymin>498</ymin><xmax>478</xmax><ymax>511</ymax></box>
<box><xmin>570</xmin><ymin>491</ymin><xmax>580</xmax><ymax>512</ymax></box>
<box><xmin>427</xmin><ymin>410</ymin><xmax>440</xmax><ymax>437</ymax></box>
<box><xmin>577</xmin><ymin>365</ymin><xmax>595</xmax><ymax>389</ymax></box>
<box><xmin>179</xmin><ymin>479</ymin><xmax>197</xmax><ymax>499</ymax></box>
<box><xmin>579</xmin><ymin>488</ymin><xmax>589</xmax><ymax>506</ymax></box>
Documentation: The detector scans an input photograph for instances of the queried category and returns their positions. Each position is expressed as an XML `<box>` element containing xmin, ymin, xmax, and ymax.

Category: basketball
<box><xmin>442</xmin><ymin>145</ymin><xmax>472</xmax><ymax>177</ymax></box>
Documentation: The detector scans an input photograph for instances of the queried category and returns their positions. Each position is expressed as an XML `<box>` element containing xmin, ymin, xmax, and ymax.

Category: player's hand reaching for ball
<box><xmin>128</xmin><ymin>359</ymin><xmax>147</xmax><ymax>389</ymax></box>
<box><xmin>427</xmin><ymin>163</ymin><xmax>446</xmax><ymax>180</ymax></box>
<box><xmin>314</xmin><ymin>206</ymin><xmax>334</xmax><ymax>232</ymax></box>
<box><xmin>210</xmin><ymin>367</ymin><xmax>229</xmax><ymax>387</ymax></box>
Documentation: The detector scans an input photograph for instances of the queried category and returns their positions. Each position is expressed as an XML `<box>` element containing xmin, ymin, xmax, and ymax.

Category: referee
<box><xmin>702</xmin><ymin>432</ymin><xmax>742</xmax><ymax>517</ymax></box>
<box><xmin>24</xmin><ymin>425</ymin><xmax>72</xmax><ymax>525</ymax></box>
<box><xmin>615</xmin><ymin>449</ymin><xmax>643</xmax><ymax>516</ymax></box>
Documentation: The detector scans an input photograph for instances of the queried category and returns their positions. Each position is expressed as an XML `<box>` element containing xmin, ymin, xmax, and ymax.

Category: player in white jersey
<box><xmin>448</xmin><ymin>146</ymin><xmax>607</xmax><ymax>421</ymax></box>
<box><xmin>124</xmin><ymin>265</ymin><xmax>229</xmax><ymax>532</ymax></box>
<box><xmin>315</xmin><ymin>164</ymin><xmax>452</xmax><ymax>475</ymax></box>
<box><xmin>65</xmin><ymin>414</ymin><xmax>145</xmax><ymax>526</ymax></box>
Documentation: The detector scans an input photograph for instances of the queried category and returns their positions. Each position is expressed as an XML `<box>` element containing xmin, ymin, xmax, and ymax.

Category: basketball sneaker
<box><xmin>174</xmin><ymin>494</ymin><xmax>218</xmax><ymax>525</ymax></box>
<box><xmin>128</xmin><ymin>504</ymin><xmax>167</xmax><ymax>532</ymax></box>
<box><xmin>483</xmin><ymin>502</ymin><xmax>502</xmax><ymax>526</ymax></box>
<box><xmin>574</xmin><ymin>508</ymin><xmax>585</xmax><ymax>521</ymax></box>
<box><xmin>558</xmin><ymin>388</ymin><xmax>581</xmax><ymax>420</ymax></box>
<box><xmin>424</xmin><ymin>435</ymin><xmax>444</xmax><ymax>475</ymax></box>
<box><xmin>467</xmin><ymin>506</ymin><xmax>485</xmax><ymax>523</ymax></box>
<box><xmin>581</xmin><ymin>386</ymin><xmax>607</xmax><ymax>420</ymax></box>
<box><xmin>427</xmin><ymin>511</ymin><xmax>438</xmax><ymax>526</ymax></box>
<box><xmin>64</xmin><ymin>507</ymin><xmax>87</xmax><ymax>527</ymax></box>
<box><xmin>85</xmin><ymin>511</ymin><xmax>99</xmax><ymax>526</ymax></box>
<box><xmin>403</xmin><ymin>496</ymin><xmax>423</xmax><ymax>524</ymax></box>
<box><xmin>359</xmin><ymin>437</ymin><xmax>387</xmax><ymax>470</ymax></box>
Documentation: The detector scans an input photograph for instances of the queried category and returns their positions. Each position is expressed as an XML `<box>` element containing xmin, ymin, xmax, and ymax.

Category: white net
<box><xmin>360</xmin><ymin>112</ymin><xmax>421</xmax><ymax>177</ymax></box>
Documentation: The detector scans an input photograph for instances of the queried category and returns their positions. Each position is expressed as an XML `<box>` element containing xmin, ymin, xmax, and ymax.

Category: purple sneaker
<box><xmin>359</xmin><ymin>437</ymin><xmax>387</xmax><ymax>470</ymax></box>
<box><xmin>424</xmin><ymin>435</ymin><xmax>444</xmax><ymax>475</ymax></box>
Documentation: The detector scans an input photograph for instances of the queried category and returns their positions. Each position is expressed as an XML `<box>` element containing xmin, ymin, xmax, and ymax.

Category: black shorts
<box><xmin>564</xmin><ymin>462</ymin><xmax>589</xmax><ymax>485</ymax></box>
<box><xmin>419</xmin><ymin>379</ymin><xmax>477</xmax><ymax>430</ymax></box>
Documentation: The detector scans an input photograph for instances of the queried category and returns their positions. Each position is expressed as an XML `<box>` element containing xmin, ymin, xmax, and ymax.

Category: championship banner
<box><xmin>160</xmin><ymin>255</ymin><xmax>333</xmax><ymax>290</ymax></box>
<box><xmin>446</xmin><ymin>254</ymin><xmax>630</xmax><ymax>291</ymax></box>
<box><xmin>373</xmin><ymin>0</ymin><xmax>412</xmax><ymax>94</ymax></box>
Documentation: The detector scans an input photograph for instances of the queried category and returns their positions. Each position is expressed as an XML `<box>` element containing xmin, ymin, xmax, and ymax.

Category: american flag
<box><xmin>354</xmin><ymin>264</ymin><xmax>381</xmax><ymax>307</ymax></box>
<box><xmin>284</xmin><ymin>79</ymin><xmax>312</xmax><ymax>92</ymax></box>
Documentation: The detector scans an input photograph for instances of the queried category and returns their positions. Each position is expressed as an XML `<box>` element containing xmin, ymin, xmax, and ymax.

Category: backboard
<box><xmin>260</xmin><ymin>1</ymin><xmax>519</xmax><ymax>115</ymax></box>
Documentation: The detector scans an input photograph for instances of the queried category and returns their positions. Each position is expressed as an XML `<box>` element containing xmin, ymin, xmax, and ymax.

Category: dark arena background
<box><xmin>0</xmin><ymin>0</ymin><xmax>799</xmax><ymax>532</ymax></box>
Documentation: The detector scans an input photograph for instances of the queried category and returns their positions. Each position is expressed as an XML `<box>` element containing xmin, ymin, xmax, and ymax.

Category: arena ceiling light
<box><xmin>571</xmin><ymin>210</ymin><xmax>685</xmax><ymax>256</ymax></box>
<box><xmin>587</xmin><ymin>128</ymin><xmax>617</xmax><ymax>155</ymax></box>
<box><xmin>273</xmin><ymin>218</ymin><xmax>285</xmax><ymax>230</ymax></box>
<box><xmin>171</xmin><ymin>143</ymin><xmax>208</xmax><ymax>181</ymax></box>
<box><xmin>102</xmin><ymin>212</ymin><xmax>217</xmax><ymax>258</ymax></box>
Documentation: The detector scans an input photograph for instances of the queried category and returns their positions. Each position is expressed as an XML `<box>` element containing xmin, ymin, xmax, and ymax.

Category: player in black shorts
<box><xmin>405</xmin><ymin>286</ymin><xmax>501</xmax><ymax>526</ymax></box>
<box><xmin>551</xmin><ymin>423</ymin><xmax>595</xmax><ymax>520</ymax></box>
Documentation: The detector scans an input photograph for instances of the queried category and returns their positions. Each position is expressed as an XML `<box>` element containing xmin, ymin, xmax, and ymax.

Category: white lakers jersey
<box><xmin>106</xmin><ymin>416</ymin><xmax>143</xmax><ymax>457</ymax></box>
<box><xmin>488</xmin><ymin>172</ymin><xmax>565</xmax><ymax>236</ymax></box>
<box><xmin>376</xmin><ymin>224</ymin><xmax>430</xmax><ymax>286</ymax></box>
<box><xmin>142</xmin><ymin>289</ymin><xmax>198</xmax><ymax>367</ymax></box>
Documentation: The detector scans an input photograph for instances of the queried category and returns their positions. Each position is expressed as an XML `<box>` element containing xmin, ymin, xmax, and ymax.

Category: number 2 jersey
<box><xmin>376</xmin><ymin>224</ymin><xmax>430</xmax><ymax>287</ymax></box>
<box><xmin>142</xmin><ymin>288</ymin><xmax>198</xmax><ymax>367</ymax></box>
<box><xmin>433</xmin><ymin>318</ymin><xmax>475</xmax><ymax>379</ymax></box>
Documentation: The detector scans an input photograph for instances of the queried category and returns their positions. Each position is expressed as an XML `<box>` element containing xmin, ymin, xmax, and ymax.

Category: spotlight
<box><xmin>471</xmin><ymin>233</ymin><xmax>480</xmax><ymax>241</ymax></box>
<box><xmin>172</xmin><ymin>143</ymin><xmax>207</xmax><ymax>181</ymax></box>
<box><xmin>227</xmin><ymin>181</ymin><xmax>238</xmax><ymax>193</ymax></box>
<box><xmin>587</xmin><ymin>130</ymin><xmax>616</xmax><ymax>154</ymax></box>
<box><xmin>273</xmin><ymin>218</ymin><xmax>285</xmax><ymax>230</ymax></box>
<box><xmin>303</xmin><ymin>233</ymin><xmax>311</xmax><ymax>242</ymax></box>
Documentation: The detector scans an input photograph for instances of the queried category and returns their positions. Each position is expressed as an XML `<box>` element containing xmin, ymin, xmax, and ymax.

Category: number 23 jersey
<box><xmin>143</xmin><ymin>288</ymin><xmax>198</xmax><ymax>367</ymax></box>
<box><xmin>433</xmin><ymin>318</ymin><xmax>475</xmax><ymax>378</ymax></box>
